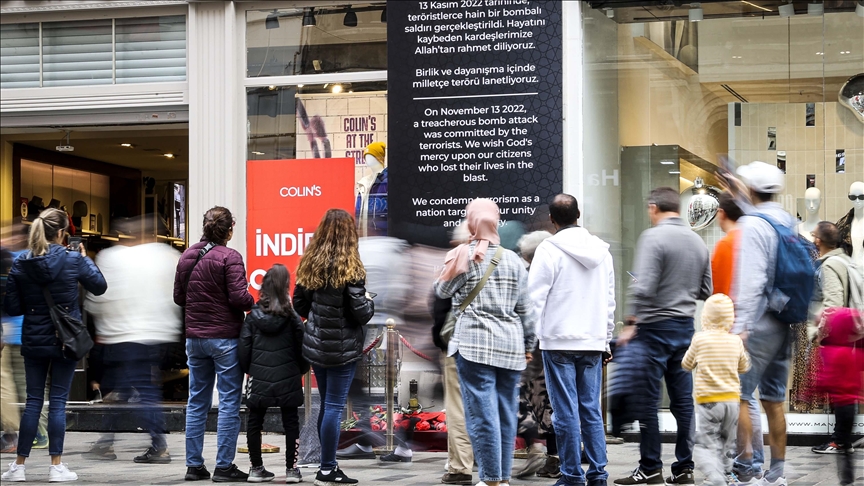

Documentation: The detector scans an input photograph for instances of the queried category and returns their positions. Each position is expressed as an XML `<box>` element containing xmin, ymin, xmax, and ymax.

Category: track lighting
<box><xmin>302</xmin><ymin>8</ymin><xmax>316</xmax><ymax>27</ymax></box>
<box><xmin>689</xmin><ymin>3</ymin><xmax>703</xmax><ymax>22</ymax></box>
<box><xmin>344</xmin><ymin>7</ymin><xmax>357</xmax><ymax>27</ymax></box>
<box><xmin>779</xmin><ymin>3</ymin><xmax>795</xmax><ymax>18</ymax></box>
<box><xmin>265</xmin><ymin>11</ymin><xmax>279</xmax><ymax>29</ymax></box>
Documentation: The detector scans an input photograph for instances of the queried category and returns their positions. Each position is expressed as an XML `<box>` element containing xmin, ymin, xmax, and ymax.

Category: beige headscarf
<box><xmin>439</xmin><ymin>199</ymin><xmax>501</xmax><ymax>281</ymax></box>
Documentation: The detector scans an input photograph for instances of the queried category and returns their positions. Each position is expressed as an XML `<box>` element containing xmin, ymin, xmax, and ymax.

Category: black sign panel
<box><xmin>388</xmin><ymin>0</ymin><xmax>563</xmax><ymax>245</ymax></box>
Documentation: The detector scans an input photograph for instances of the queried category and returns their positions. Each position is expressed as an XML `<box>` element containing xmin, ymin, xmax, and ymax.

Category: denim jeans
<box><xmin>185</xmin><ymin>338</ymin><xmax>244</xmax><ymax>469</ymax></box>
<box><xmin>455</xmin><ymin>353</ymin><xmax>521</xmax><ymax>483</ymax></box>
<box><xmin>17</xmin><ymin>356</ymin><xmax>77</xmax><ymax>457</ymax></box>
<box><xmin>628</xmin><ymin>319</ymin><xmax>695</xmax><ymax>474</ymax></box>
<box><xmin>95</xmin><ymin>343</ymin><xmax>166</xmax><ymax>450</ymax></box>
<box><xmin>313</xmin><ymin>362</ymin><xmax>358</xmax><ymax>470</ymax></box>
<box><xmin>543</xmin><ymin>350</ymin><xmax>607</xmax><ymax>484</ymax></box>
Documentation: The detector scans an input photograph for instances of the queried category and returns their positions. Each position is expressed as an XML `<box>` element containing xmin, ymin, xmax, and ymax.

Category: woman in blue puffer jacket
<box><xmin>2</xmin><ymin>208</ymin><xmax>106</xmax><ymax>482</ymax></box>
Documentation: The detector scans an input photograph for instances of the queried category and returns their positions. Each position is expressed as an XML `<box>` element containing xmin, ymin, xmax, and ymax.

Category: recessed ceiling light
<box><xmin>297</xmin><ymin>84</ymin><xmax>304</xmax><ymax>88</ymax></box>
<box><xmin>164</xmin><ymin>153</ymin><xmax>175</xmax><ymax>158</ymax></box>
<box><xmin>661</xmin><ymin>160</ymin><xmax>675</xmax><ymax>165</ymax></box>
<box><xmin>669</xmin><ymin>170</ymin><xmax>681</xmax><ymax>174</ymax></box>
<box><xmin>252</xmin><ymin>151</ymin><xmax>265</xmax><ymax>155</ymax></box>
<box><xmin>120</xmin><ymin>143</ymin><xmax>133</xmax><ymax>147</ymax></box>
<box><xmin>268</xmin><ymin>85</ymin><xmax>276</xmax><ymax>90</ymax></box>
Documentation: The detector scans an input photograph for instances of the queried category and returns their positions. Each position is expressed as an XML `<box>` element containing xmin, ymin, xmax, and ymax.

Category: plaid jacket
<box><xmin>434</xmin><ymin>243</ymin><xmax>536</xmax><ymax>371</ymax></box>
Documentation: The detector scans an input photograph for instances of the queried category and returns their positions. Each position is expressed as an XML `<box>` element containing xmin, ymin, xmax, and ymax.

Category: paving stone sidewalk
<box><xmin>0</xmin><ymin>432</ymin><xmax>857</xmax><ymax>485</ymax></box>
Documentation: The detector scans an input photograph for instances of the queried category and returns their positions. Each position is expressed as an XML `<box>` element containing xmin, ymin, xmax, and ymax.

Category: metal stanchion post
<box><xmin>304</xmin><ymin>370</ymin><xmax>312</xmax><ymax>425</ymax></box>
<box><xmin>384</xmin><ymin>318</ymin><xmax>397</xmax><ymax>453</ymax></box>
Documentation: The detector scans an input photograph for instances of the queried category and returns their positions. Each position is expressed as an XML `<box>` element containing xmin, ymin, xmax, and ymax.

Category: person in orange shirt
<box><xmin>711</xmin><ymin>193</ymin><xmax>744</xmax><ymax>297</ymax></box>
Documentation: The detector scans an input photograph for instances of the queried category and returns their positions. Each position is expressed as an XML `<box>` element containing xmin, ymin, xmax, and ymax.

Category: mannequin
<box><xmin>355</xmin><ymin>142</ymin><xmax>388</xmax><ymax>237</ymax></box>
<box><xmin>836</xmin><ymin>181</ymin><xmax>864</xmax><ymax>268</ymax></box>
<box><xmin>797</xmin><ymin>187</ymin><xmax>822</xmax><ymax>242</ymax></box>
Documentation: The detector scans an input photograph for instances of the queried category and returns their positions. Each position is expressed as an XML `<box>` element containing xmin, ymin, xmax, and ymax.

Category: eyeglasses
<box><xmin>848</xmin><ymin>195</ymin><xmax>864</xmax><ymax>201</ymax></box>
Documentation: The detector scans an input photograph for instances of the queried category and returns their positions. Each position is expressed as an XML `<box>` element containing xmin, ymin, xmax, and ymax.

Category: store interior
<box><xmin>1</xmin><ymin>126</ymin><xmax>189</xmax><ymax>253</ymax></box>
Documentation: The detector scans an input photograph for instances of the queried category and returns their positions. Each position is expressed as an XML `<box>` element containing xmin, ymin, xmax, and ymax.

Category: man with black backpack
<box><xmin>728</xmin><ymin>161</ymin><xmax>815</xmax><ymax>486</ymax></box>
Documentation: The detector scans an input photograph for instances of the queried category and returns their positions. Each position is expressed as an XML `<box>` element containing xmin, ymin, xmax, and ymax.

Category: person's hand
<box><xmin>617</xmin><ymin>325</ymin><xmax>637</xmax><ymax>346</ymax></box>
<box><xmin>602</xmin><ymin>351</ymin><xmax>612</xmax><ymax>364</ymax></box>
<box><xmin>738</xmin><ymin>331</ymin><xmax>749</xmax><ymax>347</ymax></box>
<box><xmin>79</xmin><ymin>244</ymin><xmax>87</xmax><ymax>257</ymax></box>
<box><xmin>525</xmin><ymin>352</ymin><xmax>533</xmax><ymax>363</ymax></box>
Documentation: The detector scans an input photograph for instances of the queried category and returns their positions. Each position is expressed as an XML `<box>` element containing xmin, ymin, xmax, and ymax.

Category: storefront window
<box><xmin>582</xmin><ymin>1</ymin><xmax>863</xmax><ymax>417</ymax></box>
<box><xmin>246</xmin><ymin>4</ymin><xmax>387</xmax><ymax>77</ymax></box>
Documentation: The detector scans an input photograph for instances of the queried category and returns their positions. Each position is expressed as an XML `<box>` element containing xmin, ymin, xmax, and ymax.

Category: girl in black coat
<box><xmin>238</xmin><ymin>264</ymin><xmax>308</xmax><ymax>484</ymax></box>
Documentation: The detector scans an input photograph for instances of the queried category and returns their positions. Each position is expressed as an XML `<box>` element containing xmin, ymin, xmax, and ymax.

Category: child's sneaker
<box><xmin>48</xmin><ymin>463</ymin><xmax>78</xmax><ymax>482</ymax></box>
<box><xmin>247</xmin><ymin>465</ymin><xmax>275</xmax><ymax>483</ymax></box>
<box><xmin>1</xmin><ymin>462</ymin><xmax>25</xmax><ymax>482</ymax></box>
<box><xmin>285</xmin><ymin>467</ymin><xmax>302</xmax><ymax>483</ymax></box>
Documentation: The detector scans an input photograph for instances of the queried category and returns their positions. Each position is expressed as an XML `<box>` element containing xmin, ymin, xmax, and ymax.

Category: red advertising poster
<box><xmin>246</xmin><ymin>158</ymin><xmax>355</xmax><ymax>297</ymax></box>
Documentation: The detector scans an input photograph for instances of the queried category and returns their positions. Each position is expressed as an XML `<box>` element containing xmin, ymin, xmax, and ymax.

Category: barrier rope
<box><xmin>362</xmin><ymin>333</ymin><xmax>384</xmax><ymax>355</ymax></box>
<box><xmin>399</xmin><ymin>334</ymin><xmax>435</xmax><ymax>362</ymax></box>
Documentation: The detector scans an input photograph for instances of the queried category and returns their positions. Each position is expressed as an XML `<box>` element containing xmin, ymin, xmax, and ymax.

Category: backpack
<box><xmin>827</xmin><ymin>254</ymin><xmax>864</xmax><ymax>313</ymax></box>
<box><xmin>753</xmin><ymin>213</ymin><xmax>815</xmax><ymax>324</ymax></box>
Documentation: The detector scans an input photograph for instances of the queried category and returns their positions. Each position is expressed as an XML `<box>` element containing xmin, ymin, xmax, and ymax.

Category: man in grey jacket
<box><xmin>614</xmin><ymin>187</ymin><xmax>712</xmax><ymax>486</ymax></box>
<box><xmin>730</xmin><ymin>161</ymin><xmax>794</xmax><ymax>486</ymax></box>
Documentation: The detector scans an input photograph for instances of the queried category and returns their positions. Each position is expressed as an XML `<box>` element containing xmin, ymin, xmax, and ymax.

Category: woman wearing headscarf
<box><xmin>434</xmin><ymin>199</ymin><xmax>536</xmax><ymax>486</ymax></box>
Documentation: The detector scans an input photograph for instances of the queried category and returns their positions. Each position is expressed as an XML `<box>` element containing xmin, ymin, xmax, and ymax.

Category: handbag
<box><xmin>41</xmin><ymin>286</ymin><xmax>92</xmax><ymax>361</ymax></box>
<box><xmin>440</xmin><ymin>246</ymin><xmax>504</xmax><ymax>346</ymax></box>
<box><xmin>181</xmin><ymin>242</ymin><xmax>218</xmax><ymax>330</ymax></box>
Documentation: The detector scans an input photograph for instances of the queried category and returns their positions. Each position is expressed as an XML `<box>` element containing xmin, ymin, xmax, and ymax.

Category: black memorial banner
<box><xmin>387</xmin><ymin>0</ymin><xmax>563</xmax><ymax>246</ymax></box>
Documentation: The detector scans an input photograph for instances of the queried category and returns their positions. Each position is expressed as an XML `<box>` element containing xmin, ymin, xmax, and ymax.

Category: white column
<box><xmin>187</xmin><ymin>1</ymin><xmax>246</xmax><ymax>256</ymax></box>
<box><xmin>561</xmin><ymin>0</ymin><xmax>584</xmax><ymax>201</ymax></box>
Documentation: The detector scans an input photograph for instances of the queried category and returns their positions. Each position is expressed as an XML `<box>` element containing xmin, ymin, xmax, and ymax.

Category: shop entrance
<box><xmin>1</xmin><ymin>124</ymin><xmax>189</xmax><ymax>403</ymax></box>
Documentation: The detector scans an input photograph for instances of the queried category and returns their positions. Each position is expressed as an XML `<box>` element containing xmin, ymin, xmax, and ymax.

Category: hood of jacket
<box><xmin>248</xmin><ymin>306</ymin><xmax>290</xmax><ymax>335</ymax></box>
<box><xmin>818</xmin><ymin>247</ymin><xmax>848</xmax><ymax>264</ymax></box>
<box><xmin>18</xmin><ymin>245</ymin><xmax>68</xmax><ymax>284</ymax></box>
<box><xmin>545</xmin><ymin>227</ymin><xmax>610</xmax><ymax>269</ymax></box>
<box><xmin>822</xmin><ymin>307</ymin><xmax>863</xmax><ymax>347</ymax></box>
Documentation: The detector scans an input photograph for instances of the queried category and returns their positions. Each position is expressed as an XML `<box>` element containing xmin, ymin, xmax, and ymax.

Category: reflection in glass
<box><xmin>246</xmin><ymin>4</ymin><xmax>386</xmax><ymax>77</ymax></box>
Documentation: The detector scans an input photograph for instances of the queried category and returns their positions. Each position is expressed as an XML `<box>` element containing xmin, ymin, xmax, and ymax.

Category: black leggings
<box><xmin>247</xmin><ymin>406</ymin><xmax>300</xmax><ymax>468</ymax></box>
<box><xmin>834</xmin><ymin>403</ymin><xmax>856</xmax><ymax>485</ymax></box>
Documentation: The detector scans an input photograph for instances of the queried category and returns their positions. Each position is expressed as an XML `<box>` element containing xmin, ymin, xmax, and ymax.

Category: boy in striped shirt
<box><xmin>682</xmin><ymin>294</ymin><xmax>751</xmax><ymax>486</ymax></box>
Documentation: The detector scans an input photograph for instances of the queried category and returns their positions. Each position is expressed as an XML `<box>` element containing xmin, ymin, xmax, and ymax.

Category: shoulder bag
<box><xmin>440</xmin><ymin>246</ymin><xmax>504</xmax><ymax>346</ymax></box>
<box><xmin>41</xmin><ymin>285</ymin><xmax>92</xmax><ymax>361</ymax></box>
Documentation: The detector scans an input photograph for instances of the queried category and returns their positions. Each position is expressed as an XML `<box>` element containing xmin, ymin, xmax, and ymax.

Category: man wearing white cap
<box><xmin>728</xmin><ymin>161</ymin><xmax>793</xmax><ymax>486</ymax></box>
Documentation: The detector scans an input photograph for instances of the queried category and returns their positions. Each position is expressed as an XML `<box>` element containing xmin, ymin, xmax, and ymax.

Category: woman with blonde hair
<box><xmin>2</xmin><ymin>208</ymin><xmax>106</xmax><ymax>482</ymax></box>
<box><xmin>293</xmin><ymin>209</ymin><xmax>374</xmax><ymax>486</ymax></box>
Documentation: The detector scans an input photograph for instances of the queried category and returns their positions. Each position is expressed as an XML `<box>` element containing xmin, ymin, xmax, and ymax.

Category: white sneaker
<box><xmin>757</xmin><ymin>477</ymin><xmax>786</xmax><ymax>486</ymax></box>
<box><xmin>1</xmin><ymin>462</ymin><xmax>25</xmax><ymax>482</ymax></box>
<box><xmin>48</xmin><ymin>463</ymin><xmax>78</xmax><ymax>482</ymax></box>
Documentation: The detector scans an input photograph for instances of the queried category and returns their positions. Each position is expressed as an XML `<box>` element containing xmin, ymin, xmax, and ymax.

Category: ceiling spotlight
<box><xmin>120</xmin><ymin>143</ymin><xmax>133</xmax><ymax>148</ymax></box>
<box><xmin>343</xmin><ymin>7</ymin><xmax>357</xmax><ymax>27</ymax></box>
<box><xmin>689</xmin><ymin>3</ymin><xmax>703</xmax><ymax>22</ymax></box>
<box><xmin>252</xmin><ymin>151</ymin><xmax>265</xmax><ymax>155</ymax></box>
<box><xmin>857</xmin><ymin>1</ymin><xmax>863</xmax><ymax>17</ymax></box>
<box><xmin>669</xmin><ymin>170</ymin><xmax>682</xmax><ymax>174</ymax></box>
<box><xmin>604</xmin><ymin>8</ymin><xmax>614</xmax><ymax>18</ymax></box>
<box><xmin>164</xmin><ymin>153</ymin><xmax>175</xmax><ymax>159</ymax></box>
<box><xmin>660</xmin><ymin>160</ymin><xmax>675</xmax><ymax>165</ymax></box>
<box><xmin>267</xmin><ymin>85</ymin><xmax>276</xmax><ymax>90</ymax></box>
<box><xmin>302</xmin><ymin>8</ymin><xmax>316</xmax><ymax>27</ymax></box>
<box><xmin>331</xmin><ymin>84</ymin><xmax>343</xmax><ymax>94</ymax></box>
<box><xmin>381</xmin><ymin>7</ymin><xmax>387</xmax><ymax>22</ymax></box>
<box><xmin>807</xmin><ymin>2</ymin><xmax>823</xmax><ymax>15</ymax></box>
<box><xmin>265</xmin><ymin>10</ymin><xmax>279</xmax><ymax>29</ymax></box>
<box><xmin>779</xmin><ymin>3</ymin><xmax>795</xmax><ymax>17</ymax></box>
<box><xmin>297</xmin><ymin>84</ymin><xmax>304</xmax><ymax>88</ymax></box>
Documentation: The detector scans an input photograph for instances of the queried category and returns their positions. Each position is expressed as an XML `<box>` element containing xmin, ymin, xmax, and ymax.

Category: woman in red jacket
<box><xmin>815</xmin><ymin>307</ymin><xmax>864</xmax><ymax>486</ymax></box>
<box><xmin>173</xmin><ymin>206</ymin><xmax>254</xmax><ymax>483</ymax></box>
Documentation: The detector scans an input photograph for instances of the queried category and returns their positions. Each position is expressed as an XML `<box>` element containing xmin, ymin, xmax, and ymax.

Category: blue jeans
<box><xmin>455</xmin><ymin>353</ymin><xmax>521</xmax><ymax>483</ymax></box>
<box><xmin>17</xmin><ymin>356</ymin><xmax>77</xmax><ymax>457</ymax></box>
<box><xmin>628</xmin><ymin>319</ymin><xmax>695</xmax><ymax>474</ymax></box>
<box><xmin>96</xmin><ymin>343</ymin><xmax>166</xmax><ymax>450</ymax></box>
<box><xmin>543</xmin><ymin>350</ymin><xmax>607</xmax><ymax>485</ymax></box>
<box><xmin>313</xmin><ymin>362</ymin><xmax>358</xmax><ymax>470</ymax></box>
<box><xmin>185</xmin><ymin>338</ymin><xmax>244</xmax><ymax>469</ymax></box>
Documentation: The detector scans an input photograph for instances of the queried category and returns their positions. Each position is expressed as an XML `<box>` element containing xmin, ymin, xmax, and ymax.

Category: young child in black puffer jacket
<box><xmin>238</xmin><ymin>264</ymin><xmax>308</xmax><ymax>483</ymax></box>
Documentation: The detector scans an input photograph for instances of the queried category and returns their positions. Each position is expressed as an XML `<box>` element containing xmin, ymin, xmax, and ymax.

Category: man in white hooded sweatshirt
<box><xmin>527</xmin><ymin>194</ymin><xmax>615</xmax><ymax>486</ymax></box>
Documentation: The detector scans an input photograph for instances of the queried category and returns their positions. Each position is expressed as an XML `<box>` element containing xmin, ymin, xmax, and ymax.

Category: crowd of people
<box><xmin>0</xmin><ymin>160</ymin><xmax>861</xmax><ymax>486</ymax></box>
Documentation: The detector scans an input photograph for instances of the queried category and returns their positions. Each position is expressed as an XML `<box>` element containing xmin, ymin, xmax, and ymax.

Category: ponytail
<box><xmin>28</xmin><ymin>208</ymin><xmax>68</xmax><ymax>257</ymax></box>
